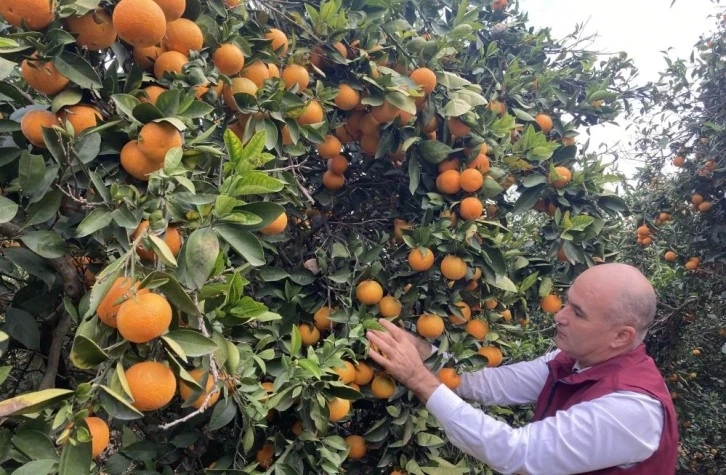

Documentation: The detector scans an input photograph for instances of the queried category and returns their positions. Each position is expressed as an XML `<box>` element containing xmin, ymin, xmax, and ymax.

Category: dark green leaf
<box><xmin>54</xmin><ymin>51</ymin><xmax>102</xmax><ymax>89</ymax></box>
<box><xmin>20</xmin><ymin>230</ymin><xmax>67</xmax><ymax>258</ymax></box>
<box><xmin>165</xmin><ymin>330</ymin><xmax>218</xmax><ymax>357</ymax></box>
<box><xmin>215</xmin><ymin>224</ymin><xmax>265</xmax><ymax>266</ymax></box>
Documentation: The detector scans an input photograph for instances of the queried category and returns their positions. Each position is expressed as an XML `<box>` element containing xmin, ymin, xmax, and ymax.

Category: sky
<box><xmin>517</xmin><ymin>0</ymin><xmax>723</xmax><ymax>177</ymax></box>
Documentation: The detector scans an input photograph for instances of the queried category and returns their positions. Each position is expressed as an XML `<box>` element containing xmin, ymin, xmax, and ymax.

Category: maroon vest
<box><xmin>533</xmin><ymin>345</ymin><xmax>679</xmax><ymax>474</ymax></box>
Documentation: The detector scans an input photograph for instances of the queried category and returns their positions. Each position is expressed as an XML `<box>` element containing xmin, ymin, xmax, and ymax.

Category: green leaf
<box><xmin>75</xmin><ymin>208</ymin><xmax>113</xmax><ymax>237</ymax></box>
<box><xmin>178</xmin><ymin>228</ymin><xmax>219</xmax><ymax>290</ymax></box>
<box><xmin>0</xmin><ymin>196</ymin><xmax>19</xmax><ymax>223</ymax></box>
<box><xmin>0</xmin><ymin>389</ymin><xmax>73</xmax><ymax>417</ymax></box>
<box><xmin>54</xmin><ymin>51</ymin><xmax>102</xmax><ymax>89</ymax></box>
<box><xmin>233</xmin><ymin>171</ymin><xmax>285</xmax><ymax>195</ymax></box>
<box><xmin>165</xmin><ymin>330</ymin><xmax>218</xmax><ymax>357</ymax></box>
<box><xmin>98</xmin><ymin>385</ymin><xmax>143</xmax><ymax>421</ymax></box>
<box><xmin>111</xmin><ymin>94</ymin><xmax>141</xmax><ymax>120</ymax></box>
<box><xmin>12</xmin><ymin>459</ymin><xmax>58</xmax><ymax>475</ymax></box>
<box><xmin>416</xmin><ymin>140</ymin><xmax>453</xmax><ymax>164</ymax></box>
<box><xmin>0</xmin><ymin>366</ymin><xmax>10</xmax><ymax>385</ymax></box>
<box><xmin>511</xmin><ymin>186</ymin><xmax>542</xmax><ymax>215</ymax></box>
<box><xmin>142</xmin><ymin>271</ymin><xmax>201</xmax><ymax>317</ymax></box>
<box><xmin>290</xmin><ymin>324</ymin><xmax>301</xmax><ymax>355</ymax></box>
<box><xmin>4</xmin><ymin>307</ymin><xmax>39</xmax><ymax>350</ymax></box>
<box><xmin>386</xmin><ymin>91</ymin><xmax>416</xmax><ymax>115</ymax></box>
<box><xmin>69</xmin><ymin>335</ymin><xmax>108</xmax><ymax>369</ymax></box>
<box><xmin>207</xmin><ymin>398</ymin><xmax>236</xmax><ymax>431</ymax></box>
<box><xmin>18</xmin><ymin>152</ymin><xmax>46</xmax><ymax>195</ymax></box>
<box><xmin>236</xmin><ymin>202</ymin><xmax>285</xmax><ymax>230</ymax></box>
<box><xmin>442</xmin><ymin>98</ymin><xmax>472</xmax><ymax>117</ymax></box>
<box><xmin>24</xmin><ymin>190</ymin><xmax>61</xmax><ymax>226</ymax></box>
<box><xmin>58</xmin><ymin>438</ymin><xmax>91</xmax><ymax>475</ymax></box>
<box><xmin>298</xmin><ymin>359</ymin><xmax>322</xmax><ymax>379</ymax></box>
<box><xmin>20</xmin><ymin>230</ymin><xmax>67</xmax><ymax>258</ymax></box>
<box><xmin>415</xmin><ymin>432</ymin><xmax>446</xmax><ymax>447</ymax></box>
<box><xmin>215</xmin><ymin>224</ymin><xmax>265</xmax><ymax>266</ymax></box>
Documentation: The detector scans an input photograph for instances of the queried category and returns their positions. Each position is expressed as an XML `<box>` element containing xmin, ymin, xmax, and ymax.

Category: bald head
<box><xmin>576</xmin><ymin>264</ymin><xmax>657</xmax><ymax>343</ymax></box>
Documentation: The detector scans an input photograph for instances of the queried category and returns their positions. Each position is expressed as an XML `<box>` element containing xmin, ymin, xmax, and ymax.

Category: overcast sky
<box><xmin>517</xmin><ymin>0</ymin><xmax>722</xmax><ymax>177</ymax></box>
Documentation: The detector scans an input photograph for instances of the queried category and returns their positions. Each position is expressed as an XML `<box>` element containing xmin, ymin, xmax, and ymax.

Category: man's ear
<box><xmin>611</xmin><ymin>325</ymin><xmax>637</xmax><ymax>349</ymax></box>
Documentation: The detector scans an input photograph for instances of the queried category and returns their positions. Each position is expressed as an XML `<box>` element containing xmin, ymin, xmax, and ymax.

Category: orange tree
<box><xmin>621</xmin><ymin>10</ymin><xmax>725</xmax><ymax>474</ymax></box>
<box><xmin>0</xmin><ymin>0</ymin><xmax>644</xmax><ymax>473</ymax></box>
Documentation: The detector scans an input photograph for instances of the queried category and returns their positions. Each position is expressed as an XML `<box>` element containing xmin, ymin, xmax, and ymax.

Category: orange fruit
<box><xmin>672</xmin><ymin>156</ymin><xmax>685</xmax><ymax>167</ymax></box>
<box><xmin>281</xmin><ymin>64</ymin><xmax>310</xmax><ymax>91</ymax></box>
<box><xmin>256</xmin><ymin>443</ymin><xmax>275</xmax><ymax>469</ymax></box>
<box><xmin>438</xmin><ymin>158</ymin><xmax>460</xmax><ymax>173</ymax></box>
<box><xmin>459</xmin><ymin>197</ymin><xmax>483</xmax><ymax>221</ymax></box>
<box><xmin>436</xmin><ymin>169</ymin><xmax>461</xmax><ymax>194</ymax></box>
<box><xmin>241</xmin><ymin>60</ymin><xmax>271</xmax><ymax>88</ymax></box>
<box><xmin>358</xmin><ymin>113</ymin><xmax>380</xmax><ymax>135</ymax></box>
<box><xmin>447</xmin><ymin>117</ymin><xmax>471</xmax><ymax>137</ymax></box>
<box><xmin>0</xmin><ymin>0</ymin><xmax>55</xmax><ymax>30</ymax></box>
<box><xmin>327</xmin><ymin>397</ymin><xmax>350</xmax><ymax>421</ymax></box>
<box><xmin>449</xmin><ymin>301</ymin><xmax>471</xmax><ymax>325</ymax></box>
<box><xmin>267</xmin><ymin>63</ymin><xmax>280</xmax><ymax>77</ymax></box>
<box><xmin>20</xmin><ymin>110</ymin><xmax>59</xmax><ymax>148</ymax></box>
<box><xmin>345</xmin><ymin>435</ymin><xmax>367</xmax><ymax>460</ymax></box>
<box><xmin>264</xmin><ymin>28</ymin><xmax>289</xmax><ymax>56</ymax></box>
<box><xmin>322</xmin><ymin>170</ymin><xmax>345</xmax><ymax>190</ymax></box>
<box><xmin>260</xmin><ymin>212</ymin><xmax>288</xmax><ymax>235</ymax></box>
<box><xmin>112</xmin><ymin>0</ymin><xmax>167</xmax><ymax>48</ymax></box>
<box><xmin>333</xmin><ymin>41</ymin><xmax>348</xmax><ymax>58</ymax></box>
<box><xmin>540</xmin><ymin>294</ymin><xmax>562</xmax><ymax>313</ymax></box>
<box><xmin>20</xmin><ymin>55</ymin><xmax>69</xmax><ymax>96</ymax></box>
<box><xmin>409</xmin><ymin>67</ymin><xmax>437</xmax><ymax>95</ymax></box>
<box><xmin>691</xmin><ymin>193</ymin><xmax>704</xmax><ymax>205</ymax></box>
<box><xmin>141</xmin><ymin>85</ymin><xmax>166</xmax><ymax>105</ymax></box>
<box><xmin>133</xmin><ymin>44</ymin><xmax>165</xmax><ymax>69</ymax></box>
<box><xmin>83</xmin><ymin>416</ymin><xmax>110</xmax><ymax>458</ymax></box>
<box><xmin>534</xmin><ymin>113</ymin><xmax>553</xmax><ymax>133</ymax></box>
<box><xmin>488</xmin><ymin>100</ymin><xmax>506</xmax><ymax>115</ymax></box>
<box><xmin>549</xmin><ymin>166</ymin><xmax>572</xmax><ymax>189</ymax></box>
<box><xmin>66</xmin><ymin>9</ymin><xmax>117</xmax><ymax>50</ymax></box>
<box><xmin>162</xmin><ymin>18</ymin><xmax>203</xmax><ymax>54</ymax></box>
<box><xmin>438</xmin><ymin>368</ymin><xmax>461</xmax><ymax>389</ymax></box>
<box><xmin>356</xmin><ymin>280</ymin><xmax>384</xmax><ymax>305</ymax></box>
<box><xmin>120</xmin><ymin>140</ymin><xmax>159</xmax><ymax>181</ymax></box>
<box><xmin>125</xmin><ymin>361</ymin><xmax>176</xmax><ymax>411</ymax></box>
<box><xmin>478</xmin><ymin>346</ymin><xmax>503</xmax><ymax>367</ymax></box>
<box><xmin>371</xmin><ymin>101</ymin><xmax>400</xmax><ymax>124</ymax></box>
<box><xmin>408</xmin><ymin>247</ymin><xmax>435</xmax><ymax>271</ymax></box>
<box><xmin>333</xmin><ymin>361</ymin><xmax>356</xmax><ymax>384</ymax></box>
<box><xmin>636</xmin><ymin>225</ymin><xmax>650</xmax><ymax>236</ymax></box>
<box><xmin>684</xmin><ymin>260</ymin><xmax>698</xmax><ymax>270</ymax></box>
<box><xmin>132</xmin><ymin>220</ymin><xmax>182</xmax><ymax>261</ymax></box>
<box><xmin>313</xmin><ymin>305</ymin><xmax>336</xmax><ymax>331</ymax></box>
<box><xmin>58</xmin><ymin>105</ymin><xmax>102</xmax><ymax>136</ymax></box>
<box><xmin>153</xmin><ymin>50</ymin><xmax>188</xmax><ymax>79</ymax></box>
<box><xmin>371</xmin><ymin>374</ymin><xmax>397</xmax><ymax>399</ymax></box>
<box><xmin>378</xmin><ymin>295</ymin><xmax>402</xmax><ymax>318</ymax></box>
<box><xmin>417</xmin><ymin>313</ymin><xmax>444</xmax><ymax>338</ymax></box>
<box><xmin>117</xmin><ymin>292</ymin><xmax>172</xmax><ymax>343</ymax></box>
<box><xmin>641</xmin><ymin>237</ymin><xmax>652</xmax><ymax>246</ymax></box>
<box><xmin>465</xmin><ymin>319</ymin><xmax>489</xmax><ymax>341</ymax></box>
<box><xmin>317</xmin><ymin>135</ymin><xmax>341</xmax><ymax>159</ymax></box>
<box><xmin>360</xmin><ymin>133</ymin><xmax>380</xmax><ymax>155</ymax></box>
<box><xmin>664</xmin><ymin>251</ymin><xmax>677</xmax><ymax>262</ymax></box>
<box><xmin>441</xmin><ymin>255</ymin><xmax>467</xmax><ymax>280</ymax></box>
<box><xmin>298</xmin><ymin>323</ymin><xmax>320</xmax><ymax>345</ymax></box>
<box><xmin>698</xmin><ymin>201</ymin><xmax>712</xmax><ymax>212</ymax></box>
<box><xmin>459</xmin><ymin>168</ymin><xmax>484</xmax><ymax>192</ymax></box>
<box><xmin>138</xmin><ymin>121</ymin><xmax>183</xmax><ymax>163</ymax></box>
<box><xmin>223</xmin><ymin>77</ymin><xmax>258</xmax><ymax>109</ymax></box>
<box><xmin>179</xmin><ymin>368</ymin><xmax>220</xmax><ymax>409</ymax></box>
<box><xmin>353</xmin><ymin>362</ymin><xmax>374</xmax><ymax>385</ymax></box>
<box><xmin>328</xmin><ymin>155</ymin><xmax>349</xmax><ymax>174</ymax></box>
<box><xmin>468</xmin><ymin>153</ymin><xmax>490</xmax><ymax>174</ymax></box>
<box><xmin>491</xmin><ymin>0</ymin><xmax>508</xmax><ymax>11</ymax></box>
<box><xmin>213</xmin><ymin>43</ymin><xmax>245</xmax><ymax>76</ymax></box>
<box><xmin>152</xmin><ymin>0</ymin><xmax>186</xmax><ymax>21</ymax></box>
<box><xmin>334</xmin><ymin>84</ymin><xmax>360</xmax><ymax>110</ymax></box>
<box><xmin>298</xmin><ymin>99</ymin><xmax>324</xmax><ymax>125</ymax></box>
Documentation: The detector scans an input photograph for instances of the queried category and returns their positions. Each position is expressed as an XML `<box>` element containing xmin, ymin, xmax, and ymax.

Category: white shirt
<box><xmin>426</xmin><ymin>350</ymin><xmax>664</xmax><ymax>475</ymax></box>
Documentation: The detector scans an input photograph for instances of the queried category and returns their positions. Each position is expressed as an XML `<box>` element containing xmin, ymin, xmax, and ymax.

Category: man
<box><xmin>366</xmin><ymin>263</ymin><xmax>678</xmax><ymax>474</ymax></box>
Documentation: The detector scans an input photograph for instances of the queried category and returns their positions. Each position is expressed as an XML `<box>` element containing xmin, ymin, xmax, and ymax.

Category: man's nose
<box><xmin>554</xmin><ymin>311</ymin><xmax>567</xmax><ymax>325</ymax></box>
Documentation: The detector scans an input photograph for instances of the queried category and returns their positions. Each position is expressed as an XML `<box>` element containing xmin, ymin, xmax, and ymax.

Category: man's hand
<box><xmin>366</xmin><ymin>319</ymin><xmax>441</xmax><ymax>403</ymax></box>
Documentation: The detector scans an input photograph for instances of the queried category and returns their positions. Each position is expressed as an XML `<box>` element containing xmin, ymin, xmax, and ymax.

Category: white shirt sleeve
<box><xmin>426</xmin><ymin>384</ymin><xmax>664</xmax><ymax>475</ymax></box>
<box><xmin>456</xmin><ymin>350</ymin><xmax>559</xmax><ymax>405</ymax></box>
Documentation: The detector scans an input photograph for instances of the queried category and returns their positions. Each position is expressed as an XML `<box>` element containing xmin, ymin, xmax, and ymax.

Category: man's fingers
<box><xmin>378</xmin><ymin>318</ymin><xmax>405</xmax><ymax>339</ymax></box>
<box><xmin>367</xmin><ymin>331</ymin><xmax>394</xmax><ymax>356</ymax></box>
<box><xmin>369</xmin><ymin>328</ymin><xmax>397</xmax><ymax>347</ymax></box>
<box><xmin>367</xmin><ymin>345</ymin><xmax>389</xmax><ymax>369</ymax></box>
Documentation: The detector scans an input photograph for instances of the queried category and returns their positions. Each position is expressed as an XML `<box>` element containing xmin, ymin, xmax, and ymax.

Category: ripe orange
<box><xmin>371</xmin><ymin>374</ymin><xmax>397</xmax><ymax>399</ymax></box>
<box><xmin>540</xmin><ymin>294</ymin><xmax>562</xmax><ymax>313</ymax></box>
<box><xmin>298</xmin><ymin>99</ymin><xmax>324</xmax><ymax>125</ymax></box>
<box><xmin>20</xmin><ymin>55</ymin><xmax>70</xmax><ymax>96</ymax></box>
<box><xmin>66</xmin><ymin>9</ymin><xmax>117</xmax><ymax>50</ymax></box>
<box><xmin>328</xmin><ymin>155</ymin><xmax>349</xmax><ymax>174</ymax></box>
<box><xmin>141</xmin><ymin>85</ymin><xmax>166</xmax><ymax>105</ymax></box>
<box><xmin>438</xmin><ymin>158</ymin><xmax>460</xmax><ymax>173</ymax></box>
<box><xmin>465</xmin><ymin>319</ymin><xmax>489</xmax><ymax>341</ymax></box>
<box><xmin>691</xmin><ymin>193</ymin><xmax>704</xmax><ymax>205</ymax></box>
<box><xmin>441</xmin><ymin>255</ymin><xmax>467</xmax><ymax>280</ymax></box>
<box><xmin>449</xmin><ymin>301</ymin><xmax>471</xmax><ymax>325</ymax></box>
<box><xmin>298</xmin><ymin>323</ymin><xmax>320</xmax><ymax>345</ymax></box>
<box><xmin>447</xmin><ymin>117</ymin><xmax>471</xmax><ymax>137</ymax></box>
<box><xmin>636</xmin><ymin>225</ymin><xmax>650</xmax><ymax>236</ymax></box>
<box><xmin>549</xmin><ymin>166</ymin><xmax>572</xmax><ymax>189</ymax></box>
<box><xmin>410</xmin><ymin>67</ymin><xmax>437</xmax><ymax>95</ymax></box>
<box><xmin>468</xmin><ymin>153</ymin><xmax>490</xmax><ymax>174</ymax></box>
<box><xmin>281</xmin><ymin>64</ymin><xmax>310</xmax><ymax>91</ymax></box>
<box><xmin>641</xmin><ymin>237</ymin><xmax>652</xmax><ymax>246</ymax></box>
<box><xmin>333</xmin><ymin>361</ymin><xmax>356</xmax><ymax>384</ymax></box>
<box><xmin>313</xmin><ymin>305</ymin><xmax>336</xmax><ymax>330</ymax></box>
<box><xmin>460</xmin><ymin>168</ymin><xmax>484</xmax><ymax>192</ymax></box>
<box><xmin>360</xmin><ymin>133</ymin><xmax>380</xmax><ymax>155</ymax></box>
<box><xmin>488</xmin><ymin>100</ymin><xmax>506</xmax><ymax>115</ymax></box>
<box><xmin>264</xmin><ymin>28</ymin><xmax>289</xmax><ymax>56</ymax></box>
<box><xmin>501</xmin><ymin>309</ymin><xmax>512</xmax><ymax>321</ymax></box>
<box><xmin>162</xmin><ymin>18</ymin><xmax>203</xmax><ymax>54</ymax></box>
<box><xmin>371</xmin><ymin>101</ymin><xmax>400</xmax><ymax>124</ymax></box>
<box><xmin>120</xmin><ymin>140</ymin><xmax>159</xmax><ymax>181</ymax></box>
<box><xmin>491</xmin><ymin>0</ymin><xmax>508</xmax><ymax>11</ymax></box>
<box><xmin>672</xmin><ymin>156</ymin><xmax>685</xmax><ymax>167</ymax></box>
<box><xmin>459</xmin><ymin>197</ymin><xmax>483</xmax><ymax>221</ymax></box>
<box><xmin>345</xmin><ymin>435</ymin><xmax>367</xmax><ymax>460</ymax></box>
<box><xmin>438</xmin><ymin>368</ymin><xmax>461</xmax><ymax>389</ymax></box>
<box><xmin>112</xmin><ymin>0</ymin><xmax>167</xmax><ymax>48</ymax></box>
<box><xmin>698</xmin><ymin>201</ymin><xmax>712</xmax><ymax>212</ymax></box>
<box><xmin>58</xmin><ymin>105</ymin><xmax>102</xmax><ymax>136</ymax></box>
<box><xmin>261</xmin><ymin>212</ymin><xmax>288</xmax><ymax>235</ymax></box>
<box><xmin>133</xmin><ymin>44</ymin><xmax>165</xmax><ymax>69</ymax></box>
<box><xmin>83</xmin><ymin>416</ymin><xmax>110</xmax><ymax>458</ymax></box>
<box><xmin>356</xmin><ymin>280</ymin><xmax>384</xmax><ymax>305</ymax></box>
<box><xmin>241</xmin><ymin>60</ymin><xmax>271</xmax><ymax>88</ymax></box>
<box><xmin>126</xmin><ymin>361</ymin><xmax>176</xmax><ymax>411</ymax></box>
<box><xmin>213</xmin><ymin>43</ymin><xmax>245</xmax><ymax>76</ymax></box>
<box><xmin>334</xmin><ymin>84</ymin><xmax>360</xmax><ymax>110</ymax></box>
<box><xmin>322</xmin><ymin>170</ymin><xmax>345</xmax><ymax>190</ymax></box>
<box><xmin>256</xmin><ymin>443</ymin><xmax>275</xmax><ymax>469</ymax></box>
<box><xmin>267</xmin><ymin>63</ymin><xmax>280</xmax><ymax>77</ymax></box>
<box><xmin>417</xmin><ymin>313</ymin><xmax>444</xmax><ymax>338</ymax></box>
<box><xmin>138</xmin><ymin>121</ymin><xmax>183</xmax><ymax>163</ymax></box>
<box><xmin>408</xmin><ymin>247</ymin><xmax>435</xmax><ymax>271</ymax></box>
<box><xmin>153</xmin><ymin>0</ymin><xmax>186</xmax><ymax>21</ymax></box>
<box><xmin>20</xmin><ymin>110</ymin><xmax>59</xmax><ymax>148</ymax></box>
<box><xmin>353</xmin><ymin>362</ymin><xmax>374</xmax><ymax>385</ymax></box>
<box><xmin>117</xmin><ymin>292</ymin><xmax>172</xmax><ymax>343</ymax></box>
<box><xmin>358</xmin><ymin>113</ymin><xmax>380</xmax><ymax>135</ymax></box>
<box><xmin>436</xmin><ymin>169</ymin><xmax>461</xmax><ymax>194</ymax></box>
<box><xmin>478</xmin><ymin>346</ymin><xmax>503</xmax><ymax>367</ymax></box>
<box><xmin>378</xmin><ymin>295</ymin><xmax>402</xmax><ymax>318</ymax></box>
<box><xmin>179</xmin><ymin>368</ymin><xmax>220</xmax><ymax>409</ymax></box>
<box><xmin>327</xmin><ymin>396</ymin><xmax>350</xmax><ymax>421</ymax></box>
<box><xmin>0</xmin><ymin>0</ymin><xmax>55</xmax><ymax>30</ymax></box>
<box><xmin>317</xmin><ymin>135</ymin><xmax>341</xmax><ymax>159</ymax></box>
<box><xmin>153</xmin><ymin>50</ymin><xmax>188</xmax><ymax>79</ymax></box>
<box><xmin>534</xmin><ymin>113</ymin><xmax>553</xmax><ymax>133</ymax></box>
<box><xmin>132</xmin><ymin>220</ymin><xmax>182</xmax><ymax>261</ymax></box>
<box><xmin>223</xmin><ymin>77</ymin><xmax>258</xmax><ymax>109</ymax></box>
<box><xmin>664</xmin><ymin>251</ymin><xmax>677</xmax><ymax>262</ymax></box>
